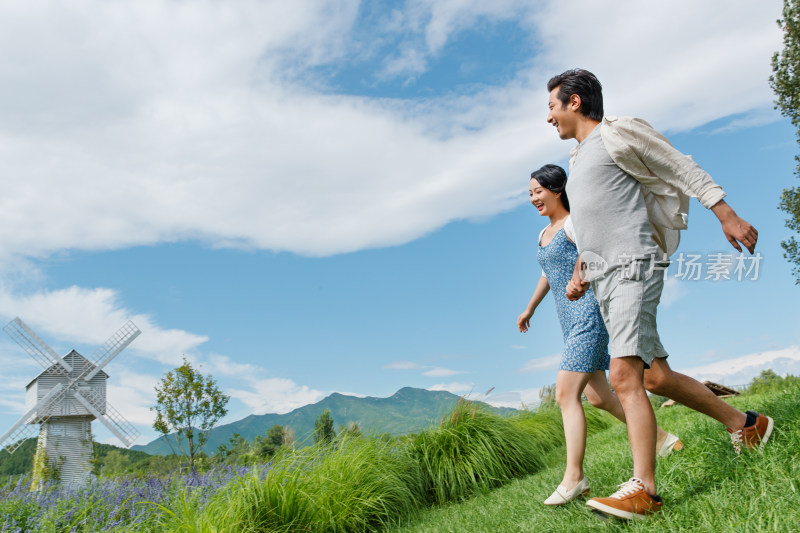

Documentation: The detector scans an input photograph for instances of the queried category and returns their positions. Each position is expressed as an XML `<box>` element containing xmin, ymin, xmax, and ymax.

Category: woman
<box><xmin>517</xmin><ymin>164</ymin><xmax>681</xmax><ymax>506</ymax></box>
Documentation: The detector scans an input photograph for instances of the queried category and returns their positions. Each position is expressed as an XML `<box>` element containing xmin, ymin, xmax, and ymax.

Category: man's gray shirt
<box><xmin>566</xmin><ymin>125</ymin><xmax>661</xmax><ymax>280</ymax></box>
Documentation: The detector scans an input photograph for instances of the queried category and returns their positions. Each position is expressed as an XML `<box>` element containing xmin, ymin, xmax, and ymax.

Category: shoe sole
<box><xmin>760</xmin><ymin>416</ymin><xmax>774</xmax><ymax>445</ymax></box>
<box><xmin>586</xmin><ymin>499</ymin><xmax>648</xmax><ymax>520</ymax></box>
<box><xmin>658</xmin><ymin>434</ymin><xmax>683</xmax><ymax>458</ymax></box>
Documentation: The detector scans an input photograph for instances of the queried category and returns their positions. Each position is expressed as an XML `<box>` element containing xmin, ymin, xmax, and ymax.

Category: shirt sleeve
<box><xmin>563</xmin><ymin>216</ymin><xmax>577</xmax><ymax>245</ymax></box>
<box><xmin>620</xmin><ymin>118</ymin><xmax>726</xmax><ymax>209</ymax></box>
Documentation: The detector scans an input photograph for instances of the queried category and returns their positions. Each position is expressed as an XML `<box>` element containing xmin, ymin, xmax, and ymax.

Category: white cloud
<box><xmin>383</xmin><ymin>360</ymin><xmax>421</xmax><ymax>370</ymax></box>
<box><xmin>0</xmin><ymin>284</ymin><xmax>208</xmax><ymax>364</ymax></box>
<box><xmin>105</xmin><ymin>367</ymin><xmax>161</xmax><ymax>428</ymax></box>
<box><xmin>660</xmin><ymin>275</ymin><xmax>688</xmax><ymax>308</ymax></box>
<box><xmin>228</xmin><ymin>378</ymin><xmax>327</xmax><ymax>415</ymax></box>
<box><xmin>536</xmin><ymin>1</ymin><xmax>781</xmax><ymax>133</ymax></box>
<box><xmin>381</xmin><ymin>46</ymin><xmax>428</xmax><ymax>81</ymax></box>
<box><xmin>517</xmin><ymin>354</ymin><xmax>560</xmax><ymax>373</ymax></box>
<box><xmin>408</xmin><ymin>0</ymin><xmax>527</xmax><ymax>55</ymax></box>
<box><xmin>678</xmin><ymin>346</ymin><xmax>800</xmax><ymax>387</ymax></box>
<box><xmin>480</xmin><ymin>388</ymin><xmax>542</xmax><ymax>410</ymax></box>
<box><xmin>383</xmin><ymin>361</ymin><xmax>466</xmax><ymax>377</ymax></box>
<box><xmin>206</xmin><ymin>354</ymin><xmax>262</xmax><ymax>377</ymax></box>
<box><xmin>429</xmin><ymin>381</ymin><xmax>474</xmax><ymax>394</ymax></box>
<box><xmin>0</xmin><ymin>1</ymin><xmax>783</xmax><ymax>262</ymax></box>
<box><xmin>421</xmin><ymin>366</ymin><xmax>466</xmax><ymax>377</ymax></box>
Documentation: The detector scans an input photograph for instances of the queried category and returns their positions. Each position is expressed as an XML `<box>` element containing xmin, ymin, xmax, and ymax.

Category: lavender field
<box><xmin>1</xmin><ymin>465</ymin><xmax>256</xmax><ymax>532</ymax></box>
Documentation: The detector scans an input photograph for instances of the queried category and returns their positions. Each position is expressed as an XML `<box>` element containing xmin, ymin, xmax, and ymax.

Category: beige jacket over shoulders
<box><xmin>569</xmin><ymin>115</ymin><xmax>726</xmax><ymax>256</ymax></box>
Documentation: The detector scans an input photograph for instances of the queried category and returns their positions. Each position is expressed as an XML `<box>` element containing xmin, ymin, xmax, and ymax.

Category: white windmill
<box><xmin>0</xmin><ymin>317</ymin><xmax>141</xmax><ymax>487</ymax></box>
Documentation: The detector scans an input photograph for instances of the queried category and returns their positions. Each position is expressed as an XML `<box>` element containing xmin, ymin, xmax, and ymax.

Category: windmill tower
<box><xmin>0</xmin><ymin>317</ymin><xmax>141</xmax><ymax>487</ymax></box>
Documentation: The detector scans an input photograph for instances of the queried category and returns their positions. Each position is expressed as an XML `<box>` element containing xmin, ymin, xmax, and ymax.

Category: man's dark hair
<box><xmin>531</xmin><ymin>164</ymin><xmax>569</xmax><ymax>212</ymax></box>
<box><xmin>546</xmin><ymin>69</ymin><xmax>604</xmax><ymax>121</ymax></box>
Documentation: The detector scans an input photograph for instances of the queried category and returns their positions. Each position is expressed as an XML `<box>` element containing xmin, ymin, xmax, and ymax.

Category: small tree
<box><xmin>314</xmin><ymin>409</ymin><xmax>335</xmax><ymax>445</ymax></box>
<box><xmin>771</xmin><ymin>0</ymin><xmax>800</xmax><ymax>282</ymax></box>
<box><xmin>215</xmin><ymin>433</ymin><xmax>249</xmax><ymax>464</ymax></box>
<box><xmin>339</xmin><ymin>421</ymin><xmax>362</xmax><ymax>439</ymax></box>
<box><xmin>257</xmin><ymin>425</ymin><xmax>286</xmax><ymax>458</ymax></box>
<box><xmin>100</xmin><ymin>450</ymin><xmax>132</xmax><ymax>477</ymax></box>
<box><xmin>152</xmin><ymin>357</ymin><xmax>230</xmax><ymax>471</ymax></box>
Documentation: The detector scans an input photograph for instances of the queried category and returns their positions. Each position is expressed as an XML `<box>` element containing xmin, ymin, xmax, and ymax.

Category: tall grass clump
<box><xmin>310</xmin><ymin>436</ymin><xmax>424</xmax><ymax>531</ymax></box>
<box><xmin>193</xmin><ymin>457</ymin><xmax>315</xmax><ymax>533</ymax></box>
<box><xmin>193</xmin><ymin>436</ymin><xmax>424</xmax><ymax>532</ymax></box>
<box><xmin>408</xmin><ymin>399</ymin><xmax>554</xmax><ymax>505</ymax></box>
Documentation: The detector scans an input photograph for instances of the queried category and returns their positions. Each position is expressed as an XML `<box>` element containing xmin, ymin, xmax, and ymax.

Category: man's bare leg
<box><xmin>583</xmin><ymin>370</ymin><xmax>674</xmax><ymax>450</ymax></box>
<box><xmin>610</xmin><ymin>356</ymin><xmax>657</xmax><ymax>495</ymax></box>
<box><xmin>644</xmin><ymin>358</ymin><xmax>747</xmax><ymax>431</ymax></box>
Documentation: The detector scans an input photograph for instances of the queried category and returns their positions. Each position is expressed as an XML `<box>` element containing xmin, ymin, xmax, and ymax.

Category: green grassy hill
<box><xmin>133</xmin><ymin>386</ymin><xmax>516</xmax><ymax>456</ymax></box>
<box><xmin>387</xmin><ymin>385</ymin><xmax>800</xmax><ymax>532</ymax></box>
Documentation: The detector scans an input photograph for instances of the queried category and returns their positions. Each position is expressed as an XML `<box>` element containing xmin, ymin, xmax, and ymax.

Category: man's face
<box><xmin>546</xmin><ymin>86</ymin><xmax>577</xmax><ymax>140</ymax></box>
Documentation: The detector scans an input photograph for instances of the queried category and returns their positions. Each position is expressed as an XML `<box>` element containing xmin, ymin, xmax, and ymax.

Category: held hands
<box><xmin>566</xmin><ymin>272</ymin><xmax>589</xmax><ymax>301</ymax></box>
<box><xmin>517</xmin><ymin>310</ymin><xmax>533</xmax><ymax>333</ymax></box>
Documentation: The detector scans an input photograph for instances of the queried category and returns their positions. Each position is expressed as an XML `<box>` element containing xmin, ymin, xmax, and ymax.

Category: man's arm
<box><xmin>566</xmin><ymin>254</ymin><xmax>590</xmax><ymax>301</ymax></box>
<box><xmin>621</xmin><ymin>118</ymin><xmax>758</xmax><ymax>253</ymax></box>
<box><xmin>711</xmin><ymin>200</ymin><xmax>758</xmax><ymax>254</ymax></box>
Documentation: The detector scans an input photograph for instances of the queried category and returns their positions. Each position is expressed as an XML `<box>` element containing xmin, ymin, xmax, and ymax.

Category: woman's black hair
<box><xmin>530</xmin><ymin>164</ymin><xmax>569</xmax><ymax>211</ymax></box>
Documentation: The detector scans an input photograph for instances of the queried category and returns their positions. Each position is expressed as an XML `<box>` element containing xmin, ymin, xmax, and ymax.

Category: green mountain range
<box><xmin>132</xmin><ymin>387</ymin><xmax>516</xmax><ymax>456</ymax></box>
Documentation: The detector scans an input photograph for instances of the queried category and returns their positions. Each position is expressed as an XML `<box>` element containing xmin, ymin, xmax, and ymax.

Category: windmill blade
<box><xmin>0</xmin><ymin>383</ymin><xmax>65</xmax><ymax>453</ymax></box>
<box><xmin>0</xmin><ymin>424</ymin><xmax>38</xmax><ymax>454</ymax></box>
<box><xmin>4</xmin><ymin>318</ymin><xmax>73</xmax><ymax>374</ymax></box>
<box><xmin>82</xmin><ymin>321</ymin><xmax>141</xmax><ymax>381</ymax></box>
<box><xmin>72</xmin><ymin>391</ymin><xmax>140</xmax><ymax>447</ymax></box>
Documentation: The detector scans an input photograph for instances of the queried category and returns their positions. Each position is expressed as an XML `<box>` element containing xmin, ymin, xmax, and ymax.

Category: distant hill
<box><xmin>133</xmin><ymin>387</ymin><xmax>516</xmax><ymax>456</ymax></box>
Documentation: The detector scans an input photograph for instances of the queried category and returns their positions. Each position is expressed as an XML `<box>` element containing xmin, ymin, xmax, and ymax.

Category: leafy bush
<box><xmin>408</xmin><ymin>399</ymin><xmax>554</xmax><ymax>505</ymax></box>
<box><xmin>188</xmin><ymin>437</ymin><xmax>422</xmax><ymax>532</ymax></box>
<box><xmin>747</xmin><ymin>368</ymin><xmax>800</xmax><ymax>395</ymax></box>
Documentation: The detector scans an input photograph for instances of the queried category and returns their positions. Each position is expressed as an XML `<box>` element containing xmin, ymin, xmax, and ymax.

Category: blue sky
<box><xmin>1</xmin><ymin>0</ymin><xmax>799</xmax><ymax>447</ymax></box>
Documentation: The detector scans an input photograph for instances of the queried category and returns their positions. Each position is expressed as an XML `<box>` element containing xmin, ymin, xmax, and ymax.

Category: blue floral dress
<box><xmin>537</xmin><ymin>226</ymin><xmax>610</xmax><ymax>372</ymax></box>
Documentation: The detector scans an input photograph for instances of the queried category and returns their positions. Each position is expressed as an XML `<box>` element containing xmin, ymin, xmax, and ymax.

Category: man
<box><xmin>545</xmin><ymin>68</ymin><xmax>773</xmax><ymax>520</ymax></box>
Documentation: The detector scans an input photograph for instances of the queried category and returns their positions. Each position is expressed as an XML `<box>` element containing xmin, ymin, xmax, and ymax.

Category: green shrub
<box><xmin>197</xmin><ymin>437</ymin><xmax>423</xmax><ymax>532</ymax></box>
<box><xmin>311</xmin><ymin>437</ymin><xmax>424</xmax><ymax>531</ymax></box>
<box><xmin>408</xmin><ymin>399</ymin><xmax>550</xmax><ymax>505</ymax></box>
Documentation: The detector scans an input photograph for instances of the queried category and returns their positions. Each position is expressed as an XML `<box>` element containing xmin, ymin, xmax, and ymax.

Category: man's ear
<box><xmin>569</xmin><ymin>93</ymin><xmax>582</xmax><ymax>111</ymax></box>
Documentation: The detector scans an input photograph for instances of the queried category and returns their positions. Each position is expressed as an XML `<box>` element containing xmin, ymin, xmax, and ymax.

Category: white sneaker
<box><xmin>544</xmin><ymin>477</ymin><xmax>590</xmax><ymax>505</ymax></box>
<box><xmin>657</xmin><ymin>432</ymin><xmax>683</xmax><ymax>458</ymax></box>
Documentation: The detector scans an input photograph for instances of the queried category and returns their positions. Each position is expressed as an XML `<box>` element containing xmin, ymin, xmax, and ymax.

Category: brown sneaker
<box><xmin>586</xmin><ymin>478</ymin><xmax>662</xmax><ymax>520</ymax></box>
<box><xmin>728</xmin><ymin>411</ymin><xmax>774</xmax><ymax>454</ymax></box>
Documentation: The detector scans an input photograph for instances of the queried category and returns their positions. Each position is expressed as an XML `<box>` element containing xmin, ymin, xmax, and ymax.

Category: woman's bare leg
<box><xmin>555</xmin><ymin>370</ymin><xmax>593</xmax><ymax>488</ymax></box>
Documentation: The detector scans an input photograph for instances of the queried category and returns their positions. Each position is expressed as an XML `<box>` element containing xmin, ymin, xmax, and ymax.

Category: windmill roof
<box><xmin>26</xmin><ymin>349</ymin><xmax>108</xmax><ymax>389</ymax></box>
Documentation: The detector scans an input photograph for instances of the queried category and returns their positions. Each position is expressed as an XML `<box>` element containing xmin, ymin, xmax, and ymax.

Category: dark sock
<box><xmin>744</xmin><ymin>411</ymin><xmax>758</xmax><ymax>428</ymax></box>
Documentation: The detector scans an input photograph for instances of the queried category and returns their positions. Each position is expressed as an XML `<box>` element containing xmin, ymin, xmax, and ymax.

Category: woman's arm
<box><xmin>517</xmin><ymin>275</ymin><xmax>550</xmax><ymax>333</ymax></box>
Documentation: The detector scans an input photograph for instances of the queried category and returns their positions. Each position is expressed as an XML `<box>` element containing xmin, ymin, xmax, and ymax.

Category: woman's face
<box><xmin>529</xmin><ymin>178</ymin><xmax>562</xmax><ymax>217</ymax></box>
